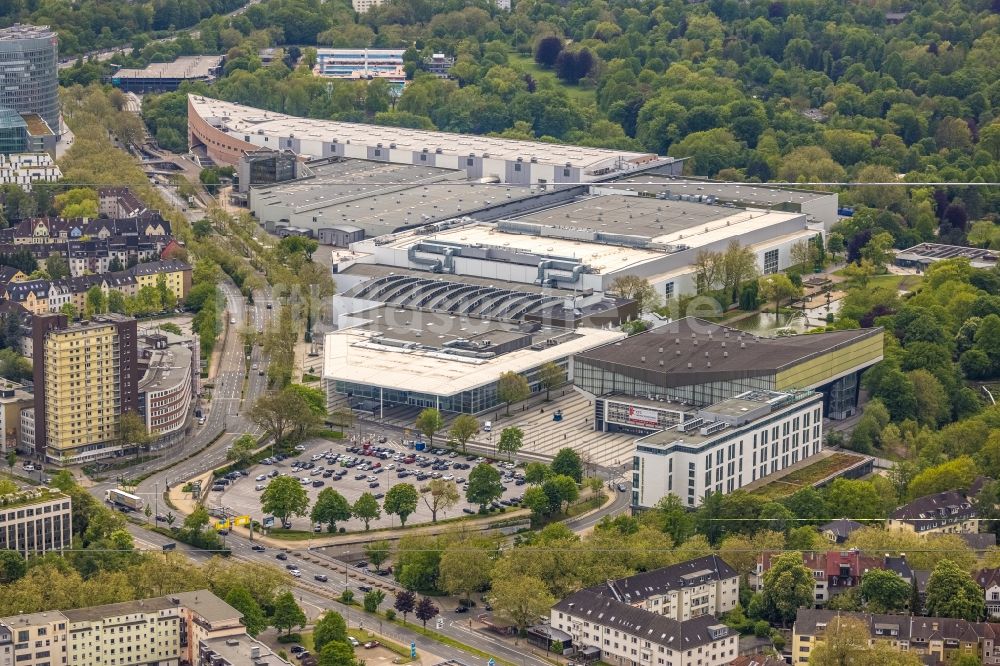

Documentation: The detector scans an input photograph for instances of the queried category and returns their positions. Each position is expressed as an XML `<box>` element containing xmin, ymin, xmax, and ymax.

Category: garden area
<box><xmin>748</xmin><ymin>452</ymin><xmax>870</xmax><ymax>501</ymax></box>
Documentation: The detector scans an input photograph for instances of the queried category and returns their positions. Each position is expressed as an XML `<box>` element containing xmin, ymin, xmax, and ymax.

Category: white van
<box><xmin>483</xmin><ymin>421</ymin><xmax>492</xmax><ymax>432</ymax></box>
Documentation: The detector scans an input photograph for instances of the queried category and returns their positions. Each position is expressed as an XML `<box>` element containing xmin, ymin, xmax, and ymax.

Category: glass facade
<box><xmin>0</xmin><ymin>26</ymin><xmax>60</xmax><ymax>136</ymax></box>
<box><xmin>329</xmin><ymin>358</ymin><xmax>569</xmax><ymax>414</ymax></box>
<box><xmin>0</xmin><ymin>107</ymin><xmax>27</xmax><ymax>153</ymax></box>
<box><xmin>574</xmin><ymin>357</ymin><xmax>775</xmax><ymax>410</ymax></box>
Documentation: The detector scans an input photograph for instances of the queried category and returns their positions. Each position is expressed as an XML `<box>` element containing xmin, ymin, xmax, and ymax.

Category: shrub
<box><xmin>277</xmin><ymin>633</ymin><xmax>302</xmax><ymax>644</ymax></box>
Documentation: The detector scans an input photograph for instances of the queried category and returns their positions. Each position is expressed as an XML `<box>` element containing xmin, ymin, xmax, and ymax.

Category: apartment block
<box><xmin>888</xmin><ymin>487</ymin><xmax>981</xmax><ymax>535</ymax></box>
<box><xmin>792</xmin><ymin>609</ymin><xmax>1000</xmax><ymax>666</ymax></box>
<box><xmin>31</xmin><ymin>313</ymin><xmax>139</xmax><ymax>464</ymax></box>
<box><xmin>590</xmin><ymin>555</ymin><xmax>740</xmax><ymax>621</ymax></box>
<box><xmin>0</xmin><ymin>611</ymin><xmax>67</xmax><ymax>666</ymax></box>
<box><xmin>0</xmin><ymin>590</ymin><xmax>245</xmax><ymax>666</ymax></box>
<box><xmin>64</xmin><ymin>597</ymin><xmax>184</xmax><ymax>666</ymax></box>
<box><xmin>753</xmin><ymin>551</ymin><xmax>916</xmax><ymax>604</ymax></box>
<box><xmin>0</xmin><ymin>380</ymin><xmax>33</xmax><ymax>452</ymax></box>
<box><xmin>0</xmin><ymin>486</ymin><xmax>72</xmax><ymax>556</ymax></box>
<box><xmin>551</xmin><ymin>590</ymin><xmax>737</xmax><ymax>666</ymax></box>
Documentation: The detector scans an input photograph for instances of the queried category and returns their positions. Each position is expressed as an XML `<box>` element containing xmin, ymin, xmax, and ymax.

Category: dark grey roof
<box><xmin>884</xmin><ymin>557</ymin><xmax>913</xmax><ymax>581</ymax></box>
<box><xmin>575</xmin><ymin>317</ymin><xmax>882</xmax><ymax>386</ymax></box>
<box><xmin>975</xmin><ymin>569</ymin><xmax>1000</xmax><ymax>590</ymax></box>
<box><xmin>126</xmin><ymin>259</ymin><xmax>190</xmax><ymax>277</ymax></box>
<box><xmin>890</xmin><ymin>490</ymin><xmax>975</xmax><ymax>525</ymax></box>
<box><xmin>554</xmin><ymin>589</ymin><xmax>729</xmax><ymax>650</ymax></box>
<box><xmin>820</xmin><ymin>519</ymin><xmax>864</xmax><ymax>541</ymax></box>
<box><xmin>961</xmin><ymin>533</ymin><xmax>997</xmax><ymax>551</ymax></box>
<box><xmin>595</xmin><ymin>555</ymin><xmax>737</xmax><ymax>605</ymax></box>
<box><xmin>794</xmin><ymin>609</ymin><xmax>1000</xmax><ymax>643</ymax></box>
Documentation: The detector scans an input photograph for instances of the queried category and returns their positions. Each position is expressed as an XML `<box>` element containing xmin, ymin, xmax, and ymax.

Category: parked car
<box><xmin>354</xmin><ymin>561</ymin><xmax>368</xmax><ymax>568</ymax></box>
<box><xmin>348</xmin><ymin>638</ymin><xmax>360</xmax><ymax>647</ymax></box>
<box><xmin>364</xmin><ymin>641</ymin><xmax>381</xmax><ymax>649</ymax></box>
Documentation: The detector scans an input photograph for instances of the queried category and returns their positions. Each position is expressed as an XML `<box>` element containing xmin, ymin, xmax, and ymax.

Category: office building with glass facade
<box><xmin>322</xmin><ymin>305</ymin><xmax>624</xmax><ymax>415</ymax></box>
<box><xmin>0</xmin><ymin>25</ymin><xmax>59</xmax><ymax>138</ymax></box>
<box><xmin>574</xmin><ymin>317</ymin><xmax>883</xmax><ymax>436</ymax></box>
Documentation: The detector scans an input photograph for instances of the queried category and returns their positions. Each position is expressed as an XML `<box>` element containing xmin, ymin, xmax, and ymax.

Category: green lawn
<box><xmin>831</xmin><ymin>270</ymin><xmax>924</xmax><ymax>293</ymax></box>
<box><xmin>749</xmin><ymin>453</ymin><xmax>868</xmax><ymax>501</ymax></box>
<box><xmin>507</xmin><ymin>53</ymin><xmax>595</xmax><ymax>105</ymax></box>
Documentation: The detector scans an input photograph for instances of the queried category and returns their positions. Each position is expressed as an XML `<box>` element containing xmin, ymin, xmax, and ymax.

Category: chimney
<box><xmin>251</xmin><ymin>646</ymin><xmax>261</xmax><ymax>659</ymax></box>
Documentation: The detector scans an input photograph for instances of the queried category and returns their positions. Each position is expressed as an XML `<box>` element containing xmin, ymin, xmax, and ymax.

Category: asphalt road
<box><xmin>126</xmin><ymin>521</ymin><xmax>552</xmax><ymax>666</ymax></box>
<box><xmin>88</xmin><ymin>280</ymin><xmax>275</xmax><ymax>506</ymax></box>
<box><xmin>57</xmin><ymin>0</ymin><xmax>263</xmax><ymax>70</ymax></box>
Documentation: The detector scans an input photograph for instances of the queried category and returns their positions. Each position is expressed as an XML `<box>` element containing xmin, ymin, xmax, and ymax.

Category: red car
<box><xmin>363</xmin><ymin>641</ymin><xmax>381</xmax><ymax>649</ymax></box>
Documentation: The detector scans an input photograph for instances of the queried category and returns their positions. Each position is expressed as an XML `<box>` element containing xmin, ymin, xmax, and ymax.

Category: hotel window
<box><xmin>665</xmin><ymin>282</ymin><xmax>675</xmax><ymax>300</ymax></box>
<box><xmin>763</xmin><ymin>249</ymin><xmax>779</xmax><ymax>274</ymax></box>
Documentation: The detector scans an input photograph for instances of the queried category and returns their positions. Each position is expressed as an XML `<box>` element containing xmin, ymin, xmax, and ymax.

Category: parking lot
<box><xmin>208</xmin><ymin>437</ymin><xmax>528</xmax><ymax>531</ymax></box>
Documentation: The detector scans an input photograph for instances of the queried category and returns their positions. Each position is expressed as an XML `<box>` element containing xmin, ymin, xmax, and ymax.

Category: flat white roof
<box><xmin>323</xmin><ymin>325</ymin><xmax>624</xmax><ymax>396</ymax></box>
<box><xmin>115</xmin><ymin>56</ymin><xmax>222</xmax><ymax>80</ymax></box>
<box><xmin>189</xmin><ymin>96</ymin><xmax>656</xmax><ymax>170</ymax></box>
<box><xmin>387</xmin><ymin>223</ymin><xmax>666</xmax><ymax>275</ymax></box>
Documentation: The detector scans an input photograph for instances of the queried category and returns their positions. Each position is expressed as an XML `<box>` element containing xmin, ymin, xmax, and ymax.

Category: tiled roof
<box><xmin>555</xmin><ymin>589</ymin><xmax>729</xmax><ymax>650</ymax></box>
<box><xmin>596</xmin><ymin>555</ymin><xmax>738</xmax><ymax>604</ymax></box>
<box><xmin>890</xmin><ymin>490</ymin><xmax>976</xmax><ymax>525</ymax></box>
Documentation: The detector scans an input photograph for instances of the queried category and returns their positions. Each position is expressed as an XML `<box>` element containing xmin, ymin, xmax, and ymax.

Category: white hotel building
<box><xmin>632</xmin><ymin>389</ymin><xmax>824</xmax><ymax>508</ymax></box>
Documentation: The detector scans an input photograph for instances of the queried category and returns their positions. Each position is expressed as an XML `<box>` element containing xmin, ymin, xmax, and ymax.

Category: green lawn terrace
<box><xmin>746</xmin><ymin>451</ymin><xmax>873</xmax><ymax>501</ymax></box>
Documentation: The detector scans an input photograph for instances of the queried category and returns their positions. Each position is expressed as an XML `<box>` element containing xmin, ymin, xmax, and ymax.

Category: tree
<box><xmin>466</xmin><ymin>463</ymin><xmax>503</xmax><ymax>511</ymax></box>
<box><xmin>497</xmin><ymin>371</ymin><xmax>530</xmax><ymax>415</ymax></box>
<box><xmin>271</xmin><ymin>591</ymin><xmax>307</xmax><ymax>636</ymax></box>
<box><xmin>551</xmin><ymin>448</ymin><xmax>583</xmax><ymax>483</ymax></box>
<box><xmin>827</xmin><ymin>233</ymin><xmax>845</xmax><ymax>261</ymax></box>
<box><xmin>384</xmin><ymin>483</ymin><xmax>419</xmax><ymax>526</ymax></box>
<box><xmin>609</xmin><ymin>275</ymin><xmax>660</xmax><ymax>312</ymax></box>
<box><xmin>394</xmin><ymin>589</ymin><xmax>416</xmax><ymax>624</ymax></box>
<box><xmin>415</xmin><ymin>408</ymin><xmax>444</xmax><ymax>447</ymax></box>
<box><xmin>363</xmin><ymin>589</ymin><xmax>386</xmax><ymax>613</ymax></box>
<box><xmin>859</xmin><ymin>569</ymin><xmax>910</xmax><ymax>613</ymax></box>
<box><xmin>534</xmin><ymin>36</ymin><xmax>563</xmax><ymax>69</ymax></box>
<box><xmin>809</xmin><ymin>616</ymin><xmax>922</xmax><ymax>666</ymax></box>
<box><xmin>318</xmin><ymin>638</ymin><xmax>357</xmax><ymax>666</ymax></box>
<box><xmin>6</xmin><ymin>450</ymin><xmax>16</xmax><ymax>475</ymax></box>
<box><xmin>311</xmin><ymin>488</ymin><xmax>352</xmax><ymax>533</ymax></box>
<box><xmin>538</xmin><ymin>362</ymin><xmax>565</xmax><ymax>401</ymax></box>
<box><xmin>415</xmin><ymin>596</ymin><xmax>439</xmax><ymax>629</ymax></box>
<box><xmin>498</xmin><ymin>426</ymin><xmax>524</xmax><ymax>462</ymax></box>
<box><xmin>352</xmin><ymin>492</ymin><xmax>381</xmax><ymax>530</ymax></box>
<box><xmin>490</xmin><ymin>574</ymin><xmax>555</xmax><ymax>638</ymax></box>
<box><xmin>422</xmin><ymin>479</ymin><xmax>460</xmax><ymax>522</ymax></box>
<box><xmin>524</xmin><ymin>462</ymin><xmax>550</xmax><ymax>485</ymax></box>
<box><xmin>759</xmin><ymin>552</ymin><xmax>814</xmax><ymax>627</ymax></box>
<box><xmin>313</xmin><ymin>611</ymin><xmax>348</xmax><ymax>652</ymax></box>
<box><xmin>363</xmin><ymin>540</ymin><xmax>392</xmax><ymax>569</ymax></box>
<box><xmin>861</xmin><ymin>232</ymin><xmax>895</xmax><ymax>271</ymax></box>
<box><xmin>226</xmin><ymin>434</ymin><xmax>257</xmax><ymax>468</ymax></box>
<box><xmin>439</xmin><ymin>539</ymin><xmax>494</xmax><ymax>601</ymax></box>
<box><xmin>85</xmin><ymin>285</ymin><xmax>107</xmax><ymax>316</ymax></box>
<box><xmin>225</xmin><ymin>586</ymin><xmax>267</xmax><ymax>637</ymax></box>
<box><xmin>261</xmin><ymin>476</ymin><xmax>310</xmax><ymax>529</ymax></box>
<box><xmin>758</xmin><ymin>274</ymin><xmax>801</xmax><ymax>315</ymax></box>
<box><xmin>448</xmin><ymin>414</ymin><xmax>478</xmax><ymax>453</ymax></box>
<box><xmin>251</xmin><ymin>386</ymin><xmax>324</xmax><ymax>447</ymax></box>
<box><xmin>45</xmin><ymin>253</ymin><xmax>69</xmax><ymax>280</ymax></box>
<box><xmin>925</xmin><ymin>559</ymin><xmax>984</xmax><ymax>620</ymax></box>
<box><xmin>120</xmin><ymin>410</ymin><xmax>150</xmax><ymax>457</ymax></box>
<box><xmin>0</xmin><ymin>549</ymin><xmax>26</xmax><ymax>584</ymax></box>
<box><xmin>543</xmin><ymin>475</ymin><xmax>579</xmax><ymax>514</ymax></box>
